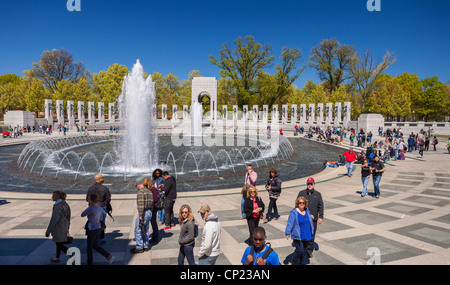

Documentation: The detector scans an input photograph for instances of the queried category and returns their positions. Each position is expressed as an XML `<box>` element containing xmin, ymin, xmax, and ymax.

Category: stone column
<box><xmin>282</xmin><ymin>104</ymin><xmax>288</xmax><ymax>124</ymax></box>
<box><xmin>183</xmin><ymin>105</ymin><xmax>189</xmax><ymax>120</ymax></box>
<box><xmin>44</xmin><ymin>99</ymin><xmax>53</xmax><ymax>126</ymax></box>
<box><xmin>161</xmin><ymin>104</ymin><xmax>168</xmax><ymax>120</ymax></box>
<box><xmin>67</xmin><ymin>101</ymin><xmax>75</xmax><ymax>128</ymax></box>
<box><xmin>108</xmin><ymin>103</ymin><xmax>115</xmax><ymax>124</ymax></box>
<box><xmin>222</xmin><ymin>105</ymin><xmax>228</xmax><ymax>120</ymax></box>
<box><xmin>172</xmin><ymin>105</ymin><xmax>178</xmax><ymax>122</ymax></box>
<box><xmin>308</xmin><ymin>103</ymin><xmax>315</xmax><ymax>125</ymax></box>
<box><xmin>88</xmin><ymin>102</ymin><xmax>95</xmax><ymax>124</ymax></box>
<box><xmin>262</xmin><ymin>105</ymin><xmax>268</xmax><ymax>123</ymax></box>
<box><xmin>98</xmin><ymin>102</ymin><xmax>105</xmax><ymax>124</ymax></box>
<box><xmin>242</xmin><ymin>105</ymin><xmax>249</xmax><ymax>121</ymax></box>
<box><xmin>152</xmin><ymin>104</ymin><xmax>157</xmax><ymax>120</ymax></box>
<box><xmin>343</xmin><ymin>101</ymin><xmax>351</xmax><ymax>127</ymax></box>
<box><xmin>56</xmin><ymin>100</ymin><xmax>64</xmax><ymax>126</ymax></box>
<box><xmin>325</xmin><ymin>103</ymin><xmax>333</xmax><ymax>126</ymax></box>
<box><xmin>252</xmin><ymin>105</ymin><xmax>259</xmax><ymax>123</ymax></box>
<box><xmin>299</xmin><ymin>104</ymin><xmax>306</xmax><ymax>125</ymax></box>
<box><xmin>233</xmin><ymin>105</ymin><xmax>238</xmax><ymax>121</ymax></box>
<box><xmin>291</xmin><ymin>104</ymin><xmax>297</xmax><ymax>123</ymax></box>
<box><xmin>334</xmin><ymin>102</ymin><xmax>342</xmax><ymax>126</ymax></box>
<box><xmin>317</xmin><ymin>103</ymin><xmax>324</xmax><ymax>126</ymax></box>
<box><xmin>78</xmin><ymin>101</ymin><xmax>85</xmax><ymax>126</ymax></box>
<box><xmin>272</xmin><ymin>105</ymin><xmax>278</xmax><ymax>123</ymax></box>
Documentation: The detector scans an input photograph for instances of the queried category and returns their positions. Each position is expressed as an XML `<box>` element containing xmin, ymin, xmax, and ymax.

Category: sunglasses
<box><xmin>307</xmin><ymin>183</ymin><xmax>314</xmax><ymax>185</ymax></box>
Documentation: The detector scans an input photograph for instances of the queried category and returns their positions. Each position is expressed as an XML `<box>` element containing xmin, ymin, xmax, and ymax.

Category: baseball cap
<box><xmin>198</xmin><ymin>204</ymin><xmax>211</xmax><ymax>214</ymax></box>
<box><xmin>307</xmin><ymin>177</ymin><xmax>315</xmax><ymax>184</ymax></box>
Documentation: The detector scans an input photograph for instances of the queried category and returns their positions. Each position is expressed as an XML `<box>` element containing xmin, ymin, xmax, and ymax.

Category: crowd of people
<box><xmin>40</xmin><ymin>123</ymin><xmax>447</xmax><ymax>266</ymax></box>
<box><xmin>44</xmin><ymin>163</ymin><xmax>326</xmax><ymax>266</ymax></box>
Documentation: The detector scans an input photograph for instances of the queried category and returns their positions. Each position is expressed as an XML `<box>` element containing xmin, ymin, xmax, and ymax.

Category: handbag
<box><xmin>64</xmin><ymin>235</ymin><xmax>73</xmax><ymax>244</ymax></box>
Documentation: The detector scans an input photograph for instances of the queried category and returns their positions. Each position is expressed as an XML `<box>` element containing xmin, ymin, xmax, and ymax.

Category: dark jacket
<box><xmin>162</xmin><ymin>176</ymin><xmax>177</xmax><ymax>200</ymax></box>
<box><xmin>266</xmin><ymin>175</ymin><xmax>282</xmax><ymax>198</ymax></box>
<box><xmin>86</xmin><ymin>182</ymin><xmax>111</xmax><ymax>208</ymax></box>
<box><xmin>243</xmin><ymin>196</ymin><xmax>265</xmax><ymax>220</ymax></box>
<box><xmin>297</xmin><ymin>189</ymin><xmax>324</xmax><ymax>221</ymax></box>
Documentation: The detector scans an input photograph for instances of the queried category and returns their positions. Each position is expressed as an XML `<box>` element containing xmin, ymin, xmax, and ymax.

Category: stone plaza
<box><xmin>0</xmin><ymin>129</ymin><xmax>449</xmax><ymax>265</ymax></box>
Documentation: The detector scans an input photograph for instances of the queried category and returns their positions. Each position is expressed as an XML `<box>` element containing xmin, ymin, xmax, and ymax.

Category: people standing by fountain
<box><xmin>197</xmin><ymin>204</ymin><xmax>221</xmax><ymax>265</ymax></box>
<box><xmin>81</xmin><ymin>194</ymin><xmax>114</xmax><ymax>265</ymax></box>
<box><xmin>264</xmin><ymin>168</ymin><xmax>282</xmax><ymax>223</ymax></box>
<box><xmin>45</xmin><ymin>190</ymin><xmax>71</xmax><ymax>263</ymax></box>
<box><xmin>297</xmin><ymin>177</ymin><xmax>323</xmax><ymax>258</ymax></box>
<box><xmin>130</xmin><ymin>179</ymin><xmax>154</xmax><ymax>254</ymax></box>
<box><xmin>152</xmin><ymin>169</ymin><xmax>165</xmax><ymax>226</ymax></box>
<box><xmin>161</xmin><ymin>171</ymin><xmax>177</xmax><ymax>231</ymax></box>
<box><xmin>177</xmin><ymin>204</ymin><xmax>197</xmax><ymax>265</ymax></box>
<box><xmin>241</xmin><ymin>165</ymin><xmax>258</xmax><ymax>219</ymax></box>
<box><xmin>243</xmin><ymin>186</ymin><xmax>265</xmax><ymax>245</ymax></box>
<box><xmin>370</xmin><ymin>156</ymin><xmax>385</xmax><ymax>199</ymax></box>
<box><xmin>86</xmin><ymin>174</ymin><xmax>111</xmax><ymax>244</ymax></box>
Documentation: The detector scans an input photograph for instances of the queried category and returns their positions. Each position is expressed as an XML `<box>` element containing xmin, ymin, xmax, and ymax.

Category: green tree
<box><xmin>309</xmin><ymin>38</ymin><xmax>357</xmax><ymax>94</ymax></box>
<box><xmin>27</xmin><ymin>48</ymin><xmax>87</xmax><ymax>93</ymax></box>
<box><xmin>91</xmin><ymin>63</ymin><xmax>128</xmax><ymax>104</ymax></box>
<box><xmin>416</xmin><ymin>77</ymin><xmax>449</xmax><ymax>121</ymax></box>
<box><xmin>22</xmin><ymin>78</ymin><xmax>48</xmax><ymax>116</ymax></box>
<box><xmin>209</xmin><ymin>35</ymin><xmax>275</xmax><ymax>106</ymax></box>
<box><xmin>350</xmin><ymin>49</ymin><xmax>396</xmax><ymax>114</ymax></box>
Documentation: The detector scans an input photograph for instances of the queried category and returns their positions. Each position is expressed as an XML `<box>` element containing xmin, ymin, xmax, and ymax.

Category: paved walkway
<box><xmin>0</xmin><ymin>130</ymin><xmax>449</xmax><ymax>265</ymax></box>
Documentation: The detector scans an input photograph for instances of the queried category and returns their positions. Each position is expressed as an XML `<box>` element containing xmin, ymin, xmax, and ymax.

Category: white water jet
<box><xmin>117</xmin><ymin>60</ymin><xmax>159</xmax><ymax>171</ymax></box>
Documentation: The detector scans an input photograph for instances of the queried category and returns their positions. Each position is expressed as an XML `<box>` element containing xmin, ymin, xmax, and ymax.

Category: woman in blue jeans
<box><xmin>285</xmin><ymin>196</ymin><xmax>314</xmax><ymax>265</ymax></box>
<box><xmin>81</xmin><ymin>194</ymin><xmax>114</xmax><ymax>265</ymax></box>
<box><xmin>177</xmin><ymin>204</ymin><xmax>197</xmax><ymax>265</ymax></box>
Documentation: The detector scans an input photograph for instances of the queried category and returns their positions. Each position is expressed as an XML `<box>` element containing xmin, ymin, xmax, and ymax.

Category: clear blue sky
<box><xmin>1</xmin><ymin>0</ymin><xmax>449</xmax><ymax>88</ymax></box>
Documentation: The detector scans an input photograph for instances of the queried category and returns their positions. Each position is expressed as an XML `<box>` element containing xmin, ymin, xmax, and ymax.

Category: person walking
<box><xmin>244</xmin><ymin>186</ymin><xmax>265</xmax><ymax>245</ymax></box>
<box><xmin>177</xmin><ymin>204</ymin><xmax>197</xmax><ymax>265</ymax></box>
<box><xmin>285</xmin><ymin>196</ymin><xmax>315</xmax><ymax>265</ymax></box>
<box><xmin>86</xmin><ymin>174</ymin><xmax>111</xmax><ymax>243</ymax></box>
<box><xmin>241</xmin><ymin>226</ymin><xmax>280</xmax><ymax>265</ymax></box>
<box><xmin>130</xmin><ymin>179</ymin><xmax>154</xmax><ymax>253</ymax></box>
<box><xmin>360</xmin><ymin>160</ymin><xmax>371</xmax><ymax>197</ymax></box>
<box><xmin>161</xmin><ymin>171</ymin><xmax>177</xmax><ymax>231</ymax></box>
<box><xmin>197</xmin><ymin>205</ymin><xmax>221</xmax><ymax>265</ymax></box>
<box><xmin>264</xmin><ymin>168</ymin><xmax>282</xmax><ymax>223</ymax></box>
<box><xmin>432</xmin><ymin>136</ymin><xmax>439</xmax><ymax>151</ymax></box>
<box><xmin>81</xmin><ymin>194</ymin><xmax>114</xmax><ymax>265</ymax></box>
<box><xmin>370</xmin><ymin>156</ymin><xmax>385</xmax><ymax>198</ymax></box>
<box><xmin>297</xmin><ymin>177</ymin><xmax>323</xmax><ymax>258</ymax></box>
<box><xmin>342</xmin><ymin>147</ymin><xmax>357</xmax><ymax>177</ymax></box>
<box><xmin>45</xmin><ymin>190</ymin><xmax>71</xmax><ymax>263</ymax></box>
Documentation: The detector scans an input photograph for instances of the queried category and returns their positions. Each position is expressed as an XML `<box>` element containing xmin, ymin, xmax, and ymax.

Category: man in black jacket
<box><xmin>161</xmin><ymin>171</ymin><xmax>177</xmax><ymax>231</ymax></box>
<box><xmin>86</xmin><ymin>174</ymin><xmax>111</xmax><ymax>243</ymax></box>
<box><xmin>297</xmin><ymin>177</ymin><xmax>324</xmax><ymax>258</ymax></box>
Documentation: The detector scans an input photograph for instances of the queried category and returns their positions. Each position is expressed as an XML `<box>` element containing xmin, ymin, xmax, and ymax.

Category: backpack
<box><xmin>154</xmin><ymin>190</ymin><xmax>166</xmax><ymax>210</ymax></box>
<box><xmin>249</xmin><ymin>243</ymin><xmax>273</xmax><ymax>261</ymax></box>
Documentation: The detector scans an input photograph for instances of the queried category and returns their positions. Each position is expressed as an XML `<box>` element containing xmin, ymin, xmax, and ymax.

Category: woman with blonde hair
<box><xmin>243</xmin><ymin>186</ymin><xmax>265</xmax><ymax>245</ymax></box>
<box><xmin>285</xmin><ymin>196</ymin><xmax>314</xmax><ymax>265</ymax></box>
<box><xmin>177</xmin><ymin>204</ymin><xmax>197</xmax><ymax>265</ymax></box>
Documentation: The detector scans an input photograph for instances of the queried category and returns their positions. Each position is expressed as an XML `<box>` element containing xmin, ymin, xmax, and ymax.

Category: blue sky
<box><xmin>1</xmin><ymin>0</ymin><xmax>449</xmax><ymax>88</ymax></box>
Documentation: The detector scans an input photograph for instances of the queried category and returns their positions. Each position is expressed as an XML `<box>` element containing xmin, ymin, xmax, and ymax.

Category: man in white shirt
<box><xmin>198</xmin><ymin>205</ymin><xmax>221</xmax><ymax>265</ymax></box>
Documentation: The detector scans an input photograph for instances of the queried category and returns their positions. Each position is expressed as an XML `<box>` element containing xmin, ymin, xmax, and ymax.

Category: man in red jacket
<box><xmin>342</xmin><ymin>147</ymin><xmax>357</xmax><ymax>177</ymax></box>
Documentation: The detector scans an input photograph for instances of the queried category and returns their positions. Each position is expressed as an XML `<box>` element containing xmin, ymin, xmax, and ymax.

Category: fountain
<box><xmin>6</xmin><ymin>60</ymin><xmax>347</xmax><ymax>194</ymax></box>
<box><xmin>117</xmin><ymin>59</ymin><xmax>159</xmax><ymax>171</ymax></box>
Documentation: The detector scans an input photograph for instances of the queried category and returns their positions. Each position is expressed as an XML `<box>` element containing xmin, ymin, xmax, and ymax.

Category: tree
<box><xmin>209</xmin><ymin>35</ymin><xmax>275</xmax><ymax>106</ymax></box>
<box><xmin>309</xmin><ymin>38</ymin><xmax>357</xmax><ymax>94</ymax></box>
<box><xmin>27</xmin><ymin>48</ymin><xmax>87</xmax><ymax>93</ymax></box>
<box><xmin>416</xmin><ymin>77</ymin><xmax>449</xmax><ymax>121</ymax></box>
<box><xmin>267</xmin><ymin>47</ymin><xmax>305</xmax><ymax>109</ymax></box>
<box><xmin>91</xmin><ymin>63</ymin><xmax>128</xmax><ymax>104</ymax></box>
<box><xmin>22</xmin><ymin>78</ymin><xmax>49</xmax><ymax>116</ymax></box>
<box><xmin>350</xmin><ymin>48</ymin><xmax>396</xmax><ymax>114</ymax></box>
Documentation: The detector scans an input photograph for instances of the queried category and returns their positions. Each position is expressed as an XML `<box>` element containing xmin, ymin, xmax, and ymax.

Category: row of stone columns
<box><xmin>44</xmin><ymin>99</ymin><xmax>116</xmax><ymax>126</ymax></box>
<box><xmin>43</xmin><ymin>99</ymin><xmax>351</xmax><ymax>127</ymax></box>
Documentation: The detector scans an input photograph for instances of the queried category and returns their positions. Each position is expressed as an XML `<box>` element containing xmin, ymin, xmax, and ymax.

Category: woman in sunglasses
<box><xmin>285</xmin><ymin>196</ymin><xmax>314</xmax><ymax>265</ymax></box>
